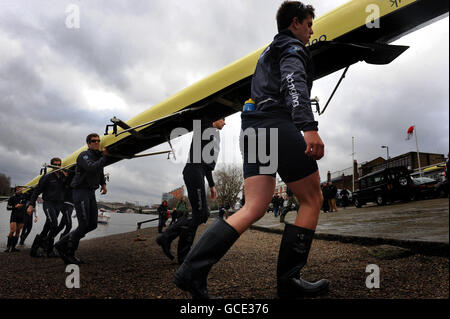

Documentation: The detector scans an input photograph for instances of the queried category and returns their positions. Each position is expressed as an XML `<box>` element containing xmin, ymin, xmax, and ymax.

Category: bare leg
<box><xmin>286</xmin><ymin>171</ymin><xmax>323</xmax><ymax>230</ymax></box>
<box><xmin>5</xmin><ymin>222</ymin><xmax>17</xmax><ymax>252</ymax></box>
<box><xmin>333</xmin><ymin>199</ymin><xmax>338</xmax><ymax>212</ymax></box>
<box><xmin>15</xmin><ymin>223</ymin><xmax>24</xmax><ymax>237</ymax></box>
<box><xmin>9</xmin><ymin>222</ymin><xmax>21</xmax><ymax>252</ymax></box>
<box><xmin>9</xmin><ymin>222</ymin><xmax>17</xmax><ymax>237</ymax></box>
<box><xmin>226</xmin><ymin>175</ymin><xmax>276</xmax><ymax>235</ymax></box>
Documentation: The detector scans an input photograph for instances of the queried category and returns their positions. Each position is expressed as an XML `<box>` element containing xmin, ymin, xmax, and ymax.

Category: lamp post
<box><xmin>381</xmin><ymin>145</ymin><xmax>389</xmax><ymax>168</ymax></box>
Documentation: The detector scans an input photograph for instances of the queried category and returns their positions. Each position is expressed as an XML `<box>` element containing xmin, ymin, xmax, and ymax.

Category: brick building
<box><xmin>360</xmin><ymin>152</ymin><xmax>445</xmax><ymax>176</ymax></box>
<box><xmin>162</xmin><ymin>185</ymin><xmax>185</xmax><ymax>202</ymax></box>
<box><xmin>328</xmin><ymin>151</ymin><xmax>446</xmax><ymax>192</ymax></box>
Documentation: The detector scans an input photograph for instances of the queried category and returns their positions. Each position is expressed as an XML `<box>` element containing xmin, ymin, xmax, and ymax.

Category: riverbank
<box><xmin>0</xmin><ymin>202</ymin><xmax>158</xmax><ymax>246</ymax></box>
<box><xmin>0</xmin><ymin>219</ymin><xmax>448</xmax><ymax>300</ymax></box>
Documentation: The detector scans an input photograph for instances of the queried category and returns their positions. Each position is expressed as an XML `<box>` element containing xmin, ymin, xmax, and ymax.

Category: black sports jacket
<box><xmin>251</xmin><ymin>29</ymin><xmax>318</xmax><ymax>132</ymax></box>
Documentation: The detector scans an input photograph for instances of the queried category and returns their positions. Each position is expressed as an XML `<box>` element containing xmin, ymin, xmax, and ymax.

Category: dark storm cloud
<box><xmin>0</xmin><ymin>50</ymin><xmax>111</xmax><ymax>161</ymax></box>
<box><xmin>0</xmin><ymin>56</ymin><xmax>108</xmax><ymax>126</ymax></box>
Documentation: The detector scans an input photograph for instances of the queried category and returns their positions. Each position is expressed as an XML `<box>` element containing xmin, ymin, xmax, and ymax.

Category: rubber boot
<box><xmin>30</xmin><ymin>234</ymin><xmax>43</xmax><ymax>258</ymax></box>
<box><xmin>46</xmin><ymin>237</ymin><xmax>58</xmax><ymax>258</ymax></box>
<box><xmin>156</xmin><ymin>233</ymin><xmax>175</xmax><ymax>260</ymax></box>
<box><xmin>39</xmin><ymin>235</ymin><xmax>48</xmax><ymax>251</ymax></box>
<box><xmin>55</xmin><ymin>235</ymin><xmax>81</xmax><ymax>265</ymax></box>
<box><xmin>173</xmin><ymin>218</ymin><xmax>240</xmax><ymax>299</ymax></box>
<box><xmin>70</xmin><ymin>239</ymin><xmax>84</xmax><ymax>264</ymax></box>
<box><xmin>10</xmin><ymin>236</ymin><xmax>20</xmax><ymax>252</ymax></box>
<box><xmin>156</xmin><ymin>218</ymin><xmax>186</xmax><ymax>261</ymax></box>
<box><xmin>177</xmin><ymin>223</ymin><xmax>198</xmax><ymax>265</ymax></box>
<box><xmin>277</xmin><ymin>223</ymin><xmax>329</xmax><ymax>298</ymax></box>
<box><xmin>4</xmin><ymin>236</ymin><xmax>12</xmax><ymax>253</ymax></box>
<box><xmin>280</xmin><ymin>209</ymin><xmax>286</xmax><ymax>223</ymax></box>
<box><xmin>54</xmin><ymin>237</ymin><xmax>70</xmax><ymax>264</ymax></box>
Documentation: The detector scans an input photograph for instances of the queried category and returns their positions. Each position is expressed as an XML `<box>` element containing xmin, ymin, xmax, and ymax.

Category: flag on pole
<box><xmin>406</xmin><ymin>124</ymin><xmax>423</xmax><ymax>176</ymax></box>
<box><xmin>406</xmin><ymin>125</ymin><xmax>415</xmax><ymax>140</ymax></box>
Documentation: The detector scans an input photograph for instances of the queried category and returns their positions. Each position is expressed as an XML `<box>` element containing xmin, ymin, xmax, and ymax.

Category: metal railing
<box><xmin>136</xmin><ymin>217</ymin><xmax>159</xmax><ymax>230</ymax></box>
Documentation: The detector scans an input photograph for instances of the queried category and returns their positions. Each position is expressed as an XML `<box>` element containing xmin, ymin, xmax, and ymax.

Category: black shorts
<box><xmin>240</xmin><ymin>111</ymin><xmax>318</xmax><ymax>183</ymax></box>
<box><xmin>10</xmin><ymin>211</ymin><xmax>25</xmax><ymax>224</ymax></box>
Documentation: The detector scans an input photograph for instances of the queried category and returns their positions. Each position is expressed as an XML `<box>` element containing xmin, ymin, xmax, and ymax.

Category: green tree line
<box><xmin>0</xmin><ymin>173</ymin><xmax>12</xmax><ymax>196</ymax></box>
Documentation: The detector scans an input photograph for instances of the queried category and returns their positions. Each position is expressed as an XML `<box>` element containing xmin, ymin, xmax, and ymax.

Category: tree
<box><xmin>206</xmin><ymin>194</ymin><xmax>218</xmax><ymax>211</ymax></box>
<box><xmin>213</xmin><ymin>164</ymin><xmax>244</xmax><ymax>210</ymax></box>
<box><xmin>0</xmin><ymin>173</ymin><xmax>11</xmax><ymax>196</ymax></box>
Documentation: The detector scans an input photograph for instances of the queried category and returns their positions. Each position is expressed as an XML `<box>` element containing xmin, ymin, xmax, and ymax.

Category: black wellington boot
<box><xmin>10</xmin><ymin>236</ymin><xmax>20</xmax><ymax>252</ymax></box>
<box><xmin>46</xmin><ymin>237</ymin><xmax>58</xmax><ymax>258</ymax></box>
<box><xmin>30</xmin><ymin>234</ymin><xmax>43</xmax><ymax>257</ymax></box>
<box><xmin>70</xmin><ymin>240</ymin><xmax>84</xmax><ymax>264</ymax></box>
<box><xmin>4</xmin><ymin>236</ymin><xmax>12</xmax><ymax>253</ymax></box>
<box><xmin>156</xmin><ymin>232</ymin><xmax>175</xmax><ymax>261</ymax></box>
<box><xmin>40</xmin><ymin>235</ymin><xmax>48</xmax><ymax>250</ymax></box>
<box><xmin>156</xmin><ymin>217</ymin><xmax>188</xmax><ymax>261</ymax></box>
<box><xmin>277</xmin><ymin>223</ymin><xmax>329</xmax><ymax>298</ymax></box>
<box><xmin>55</xmin><ymin>235</ymin><xmax>81</xmax><ymax>265</ymax></box>
<box><xmin>54</xmin><ymin>237</ymin><xmax>70</xmax><ymax>264</ymax></box>
<box><xmin>177</xmin><ymin>226</ymin><xmax>196</xmax><ymax>265</ymax></box>
<box><xmin>173</xmin><ymin>218</ymin><xmax>240</xmax><ymax>299</ymax></box>
<box><xmin>280</xmin><ymin>209</ymin><xmax>286</xmax><ymax>223</ymax></box>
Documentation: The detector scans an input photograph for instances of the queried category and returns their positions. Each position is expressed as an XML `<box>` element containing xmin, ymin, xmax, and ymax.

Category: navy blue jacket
<box><xmin>7</xmin><ymin>193</ymin><xmax>28</xmax><ymax>215</ymax></box>
<box><xmin>251</xmin><ymin>29</ymin><xmax>318</xmax><ymax>132</ymax></box>
<box><xmin>185</xmin><ymin>122</ymin><xmax>220</xmax><ymax>187</ymax></box>
<box><xmin>63</xmin><ymin>170</ymin><xmax>75</xmax><ymax>203</ymax></box>
<box><xmin>71</xmin><ymin>149</ymin><xmax>107</xmax><ymax>190</ymax></box>
<box><xmin>28</xmin><ymin>172</ymin><xmax>66</xmax><ymax>206</ymax></box>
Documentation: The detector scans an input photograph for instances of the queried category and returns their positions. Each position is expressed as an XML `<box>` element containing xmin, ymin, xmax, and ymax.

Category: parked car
<box><xmin>411</xmin><ymin>177</ymin><xmax>439</xmax><ymax>200</ymax></box>
<box><xmin>435</xmin><ymin>179</ymin><xmax>449</xmax><ymax>198</ymax></box>
<box><xmin>336</xmin><ymin>188</ymin><xmax>352</xmax><ymax>207</ymax></box>
<box><xmin>352</xmin><ymin>166</ymin><xmax>414</xmax><ymax>208</ymax></box>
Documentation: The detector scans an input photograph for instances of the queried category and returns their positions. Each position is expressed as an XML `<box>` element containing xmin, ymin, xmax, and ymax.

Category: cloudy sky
<box><xmin>0</xmin><ymin>1</ymin><xmax>448</xmax><ymax>206</ymax></box>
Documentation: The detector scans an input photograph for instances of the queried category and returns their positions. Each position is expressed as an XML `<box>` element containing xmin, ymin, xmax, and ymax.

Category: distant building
<box><xmin>162</xmin><ymin>185</ymin><xmax>185</xmax><ymax>202</ymax></box>
<box><xmin>161</xmin><ymin>192</ymin><xmax>173</xmax><ymax>202</ymax></box>
<box><xmin>170</xmin><ymin>185</ymin><xmax>185</xmax><ymax>199</ymax></box>
<box><xmin>327</xmin><ymin>160</ymin><xmax>359</xmax><ymax>192</ymax></box>
<box><xmin>361</xmin><ymin>152</ymin><xmax>445</xmax><ymax>176</ymax></box>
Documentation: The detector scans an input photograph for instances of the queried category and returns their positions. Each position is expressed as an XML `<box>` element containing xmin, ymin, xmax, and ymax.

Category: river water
<box><xmin>0</xmin><ymin>201</ymin><xmax>158</xmax><ymax>248</ymax></box>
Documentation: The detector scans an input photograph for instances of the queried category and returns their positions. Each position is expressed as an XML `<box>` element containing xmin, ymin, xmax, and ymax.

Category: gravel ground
<box><xmin>0</xmin><ymin>221</ymin><xmax>448</xmax><ymax>300</ymax></box>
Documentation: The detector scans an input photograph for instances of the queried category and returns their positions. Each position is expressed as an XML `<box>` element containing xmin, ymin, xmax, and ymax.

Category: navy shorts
<box><xmin>10</xmin><ymin>211</ymin><xmax>25</xmax><ymax>224</ymax></box>
<box><xmin>240</xmin><ymin>111</ymin><xmax>318</xmax><ymax>183</ymax></box>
